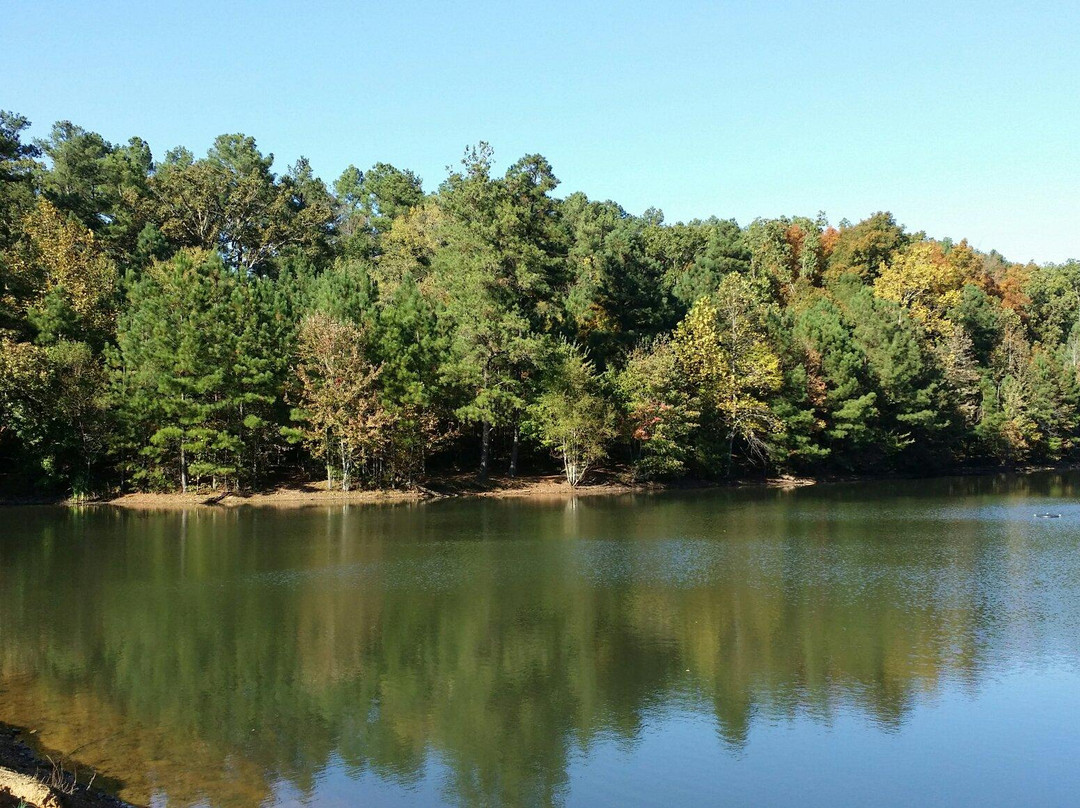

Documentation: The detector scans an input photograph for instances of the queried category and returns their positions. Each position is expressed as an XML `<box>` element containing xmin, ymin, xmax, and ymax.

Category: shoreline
<box><xmin>0</xmin><ymin>722</ymin><xmax>136</xmax><ymax>808</ymax></box>
<box><xmin>90</xmin><ymin>474</ymin><xmax>774</xmax><ymax>510</ymax></box>
<box><xmin>3</xmin><ymin>462</ymin><xmax>1079</xmax><ymax>510</ymax></box>
<box><xmin>2</xmin><ymin>472</ymin><xmax>814</xmax><ymax>510</ymax></box>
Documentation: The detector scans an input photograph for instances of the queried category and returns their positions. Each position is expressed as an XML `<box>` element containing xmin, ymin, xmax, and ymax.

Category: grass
<box><xmin>37</xmin><ymin>755</ymin><xmax>76</xmax><ymax>795</ymax></box>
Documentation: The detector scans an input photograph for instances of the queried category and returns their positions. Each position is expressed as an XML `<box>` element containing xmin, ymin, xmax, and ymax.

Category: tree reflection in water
<box><xmin>2</xmin><ymin>473</ymin><xmax>1079</xmax><ymax>807</ymax></box>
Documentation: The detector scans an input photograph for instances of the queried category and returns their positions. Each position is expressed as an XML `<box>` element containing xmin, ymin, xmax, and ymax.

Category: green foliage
<box><xmin>0</xmin><ymin>110</ymin><xmax>41</xmax><ymax>255</ymax></box>
<box><xmin>150</xmin><ymin>135</ymin><xmax>334</xmax><ymax>274</ymax></box>
<box><xmin>843</xmin><ymin>288</ymin><xmax>955</xmax><ymax>467</ymax></box>
<box><xmin>3</xmin><ymin>109</ymin><xmax>1080</xmax><ymax>495</ymax></box>
<box><xmin>791</xmin><ymin>296</ymin><xmax>879</xmax><ymax>466</ymax></box>
<box><xmin>614</xmin><ymin>338</ymin><xmax>698</xmax><ymax>479</ymax></box>
<box><xmin>672</xmin><ymin>275</ymin><xmax>783</xmax><ymax>475</ymax></box>
<box><xmin>825</xmin><ymin>211</ymin><xmax>907</xmax><ymax>282</ymax></box>
<box><xmin>291</xmin><ymin>281</ymin><xmax>447</xmax><ymax>488</ymax></box>
<box><xmin>1024</xmin><ymin>260</ymin><xmax>1080</xmax><ymax>346</ymax></box>
<box><xmin>667</xmin><ymin>218</ymin><xmax>750</xmax><ymax>309</ymax></box>
<box><xmin>432</xmin><ymin>144</ymin><xmax>568</xmax><ymax>476</ymax></box>
<box><xmin>112</xmin><ymin>249</ymin><xmax>287</xmax><ymax>491</ymax></box>
<box><xmin>34</xmin><ymin>121</ymin><xmax>154</xmax><ymax>259</ymax></box>
<box><xmin>562</xmin><ymin>193</ymin><xmax>671</xmax><ymax>363</ymax></box>
<box><xmin>334</xmin><ymin>162</ymin><xmax>424</xmax><ymax>258</ymax></box>
<box><xmin>948</xmin><ymin>284</ymin><xmax>1003</xmax><ymax>363</ymax></box>
<box><xmin>526</xmin><ymin>344</ymin><xmax>614</xmax><ymax>486</ymax></box>
<box><xmin>0</xmin><ymin>336</ymin><xmax>109</xmax><ymax>493</ymax></box>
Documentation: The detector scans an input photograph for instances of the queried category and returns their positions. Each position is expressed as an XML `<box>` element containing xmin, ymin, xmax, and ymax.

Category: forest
<box><xmin>2</xmin><ymin>109</ymin><xmax>1079</xmax><ymax>496</ymax></box>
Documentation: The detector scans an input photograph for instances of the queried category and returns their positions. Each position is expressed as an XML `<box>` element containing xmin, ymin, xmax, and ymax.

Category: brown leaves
<box><xmin>294</xmin><ymin>313</ymin><xmax>393</xmax><ymax>490</ymax></box>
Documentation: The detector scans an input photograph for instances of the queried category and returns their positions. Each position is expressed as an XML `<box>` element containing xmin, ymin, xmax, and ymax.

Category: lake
<box><xmin>2</xmin><ymin>472</ymin><xmax>1080</xmax><ymax>807</ymax></box>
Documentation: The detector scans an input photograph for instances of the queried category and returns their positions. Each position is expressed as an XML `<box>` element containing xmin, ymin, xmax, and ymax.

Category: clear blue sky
<box><xmin>3</xmin><ymin>0</ymin><xmax>1078</xmax><ymax>263</ymax></box>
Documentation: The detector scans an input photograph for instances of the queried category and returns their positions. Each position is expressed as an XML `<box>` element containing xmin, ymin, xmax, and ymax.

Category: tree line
<box><xmin>2</xmin><ymin>110</ymin><xmax>1079</xmax><ymax>495</ymax></box>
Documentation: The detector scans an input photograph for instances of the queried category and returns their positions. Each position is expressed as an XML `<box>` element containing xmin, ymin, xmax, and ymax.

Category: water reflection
<box><xmin>2</xmin><ymin>473</ymin><xmax>1080</xmax><ymax>806</ymax></box>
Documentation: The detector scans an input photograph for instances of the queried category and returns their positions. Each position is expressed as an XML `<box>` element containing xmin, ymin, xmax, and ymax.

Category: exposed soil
<box><xmin>0</xmin><ymin>724</ymin><xmax>137</xmax><ymax>808</ymax></box>
<box><xmin>88</xmin><ymin>471</ymin><xmax>815</xmax><ymax>510</ymax></box>
<box><xmin>106</xmin><ymin>481</ymin><xmax>427</xmax><ymax>509</ymax></box>
<box><xmin>6</xmin><ymin>461</ymin><xmax>1080</xmax><ymax>511</ymax></box>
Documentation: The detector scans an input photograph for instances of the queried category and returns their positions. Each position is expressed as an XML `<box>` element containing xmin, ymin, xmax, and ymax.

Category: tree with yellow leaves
<box><xmin>672</xmin><ymin>274</ymin><xmax>782</xmax><ymax>474</ymax></box>
<box><xmin>4</xmin><ymin>198</ymin><xmax>117</xmax><ymax>344</ymax></box>
<box><xmin>873</xmin><ymin>240</ymin><xmax>978</xmax><ymax>332</ymax></box>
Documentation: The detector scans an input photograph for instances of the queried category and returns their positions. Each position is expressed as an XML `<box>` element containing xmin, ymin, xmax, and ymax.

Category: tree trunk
<box><xmin>509</xmin><ymin>424</ymin><xmax>520</xmax><ymax>477</ymax></box>
<box><xmin>480</xmin><ymin>420</ymin><xmax>492</xmax><ymax>479</ymax></box>
<box><xmin>729</xmin><ymin>306</ymin><xmax>738</xmax><ymax>478</ymax></box>
<box><xmin>340</xmin><ymin>438</ymin><xmax>351</xmax><ymax>492</ymax></box>
<box><xmin>179</xmin><ymin>440</ymin><xmax>188</xmax><ymax>494</ymax></box>
<box><xmin>564</xmin><ymin>448</ymin><xmax>583</xmax><ymax>487</ymax></box>
<box><xmin>565</xmin><ymin>456</ymin><xmax>578</xmax><ymax>486</ymax></box>
<box><xmin>726</xmin><ymin>429</ymin><xmax>736</xmax><ymax>478</ymax></box>
<box><xmin>179</xmin><ymin>393</ymin><xmax>189</xmax><ymax>494</ymax></box>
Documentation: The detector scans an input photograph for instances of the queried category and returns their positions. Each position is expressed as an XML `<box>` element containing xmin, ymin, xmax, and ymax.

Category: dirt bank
<box><xmin>97</xmin><ymin>472</ymin><xmax>814</xmax><ymax>510</ymax></box>
<box><xmin>0</xmin><ymin>724</ymin><xmax>137</xmax><ymax>808</ymax></box>
<box><xmin>10</xmin><ymin>462</ymin><xmax>1080</xmax><ymax>511</ymax></box>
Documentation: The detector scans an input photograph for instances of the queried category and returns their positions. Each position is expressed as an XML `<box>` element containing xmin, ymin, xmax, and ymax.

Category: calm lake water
<box><xmin>3</xmin><ymin>473</ymin><xmax>1080</xmax><ymax>807</ymax></box>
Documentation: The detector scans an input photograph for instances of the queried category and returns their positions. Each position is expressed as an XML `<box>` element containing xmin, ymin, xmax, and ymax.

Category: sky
<box><xmin>3</xmin><ymin>0</ymin><xmax>1078</xmax><ymax>264</ymax></box>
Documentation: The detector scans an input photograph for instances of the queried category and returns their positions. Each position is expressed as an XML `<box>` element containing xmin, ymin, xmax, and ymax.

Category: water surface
<box><xmin>2</xmin><ymin>472</ymin><xmax>1080</xmax><ymax>806</ymax></box>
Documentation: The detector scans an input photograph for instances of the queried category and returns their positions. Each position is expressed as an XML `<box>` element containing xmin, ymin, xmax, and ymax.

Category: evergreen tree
<box><xmin>112</xmin><ymin>249</ymin><xmax>284</xmax><ymax>491</ymax></box>
<box><xmin>434</xmin><ymin>144</ymin><xmax>565</xmax><ymax>477</ymax></box>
